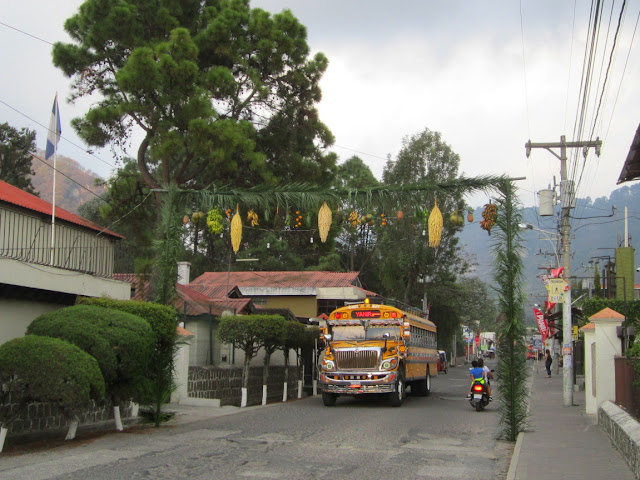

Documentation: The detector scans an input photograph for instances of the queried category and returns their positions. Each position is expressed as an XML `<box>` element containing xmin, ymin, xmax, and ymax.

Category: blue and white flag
<box><xmin>45</xmin><ymin>93</ymin><xmax>61</xmax><ymax>160</ymax></box>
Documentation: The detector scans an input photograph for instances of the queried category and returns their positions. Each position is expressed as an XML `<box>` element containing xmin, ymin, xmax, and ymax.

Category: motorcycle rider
<box><xmin>467</xmin><ymin>360</ymin><xmax>485</xmax><ymax>398</ymax></box>
<box><xmin>477</xmin><ymin>358</ymin><xmax>493</xmax><ymax>401</ymax></box>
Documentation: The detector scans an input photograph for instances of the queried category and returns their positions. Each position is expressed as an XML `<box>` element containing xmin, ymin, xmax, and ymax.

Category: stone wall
<box><xmin>0</xmin><ymin>397</ymin><xmax>135</xmax><ymax>444</ymax></box>
<box><xmin>599</xmin><ymin>400</ymin><xmax>640</xmax><ymax>479</ymax></box>
<box><xmin>188</xmin><ymin>365</ymin><xmax>302</xmax><ymax>406</ymax></box>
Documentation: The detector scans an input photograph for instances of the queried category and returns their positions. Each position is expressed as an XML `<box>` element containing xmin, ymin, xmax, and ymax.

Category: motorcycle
<box><xmin>469</xmin><ymin>379</ymin><xmax>490</xmax><ymax>411</ymax></box>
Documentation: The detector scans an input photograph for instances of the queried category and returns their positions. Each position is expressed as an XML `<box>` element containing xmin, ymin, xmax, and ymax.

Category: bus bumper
<box><xmin>319</xmin><ymin>371</ymin><xmax>398</xmax><ymax>394</ymax></box>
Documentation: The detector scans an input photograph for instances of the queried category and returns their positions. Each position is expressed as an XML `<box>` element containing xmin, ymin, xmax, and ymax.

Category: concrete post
<box><xmin>172</xmin><ymin>326</ymin><xmax>195</xmax><ymax>404</ymax></box>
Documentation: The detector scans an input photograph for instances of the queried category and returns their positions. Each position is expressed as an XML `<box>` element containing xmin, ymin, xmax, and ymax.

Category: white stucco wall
<box><xmin>0</xmin><ymin>299</ymin><xmax>61</xmax><ymax>345</ymax></box>
<box><xmin>0</xmin><ymin>258</ymin><xmax>130</xmax><ymax>299</ymax></box>
<box><xmin>594</xmin><ymin>317</ymin><xmax>623</xmax><ymax>415</ymax></box>
<box><xmin>583</xmin><ymin>328</ymin><xmax>596</xmax><ymax>414</ymax></box>
<box><xmin>583</xmin><ymin>314</ymin><xmax>624</xmax><ymax>416</ymax></box>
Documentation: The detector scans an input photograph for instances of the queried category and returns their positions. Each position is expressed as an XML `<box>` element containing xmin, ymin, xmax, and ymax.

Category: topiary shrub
<box><xmin>76</xmin><ymin>297</ymin><xmax>179</xmax><ymax>427</ymax></box>
<box><xmin>27</xmin><ymin>305</ymin><xmax>154</xmax><ymax>429</ymax></box>
<box><xmin>0</xmin><ymin>335</ymin><xmax>105</xmax><ymax>446</ymax></box>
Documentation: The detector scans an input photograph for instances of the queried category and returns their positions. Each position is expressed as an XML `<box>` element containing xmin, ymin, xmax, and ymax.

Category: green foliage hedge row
<box><xmin>75</xmin><ymin>297</ymin><xmax>180</xmax><ymax>426</ymax></box>
<box><xmin>580</xmin><ymin>298</ymin><xmax>640</xmax><ymax>325</ymax></box>
<box><xmin>27</xmin><ymin>305</ymin><xmax>155</xmax><ymax>404</ymax></box>
<box><xmin>0</xmin><ymin>335</ymin><xmax>105</xmax><ymax>426</ymax></box>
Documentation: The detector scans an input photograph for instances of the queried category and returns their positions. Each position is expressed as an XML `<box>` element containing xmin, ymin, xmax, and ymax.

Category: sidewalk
<box><xmin>508</xmin><ymin>364</ymin><xmax>635</xmax><ymax>480</ymax></box>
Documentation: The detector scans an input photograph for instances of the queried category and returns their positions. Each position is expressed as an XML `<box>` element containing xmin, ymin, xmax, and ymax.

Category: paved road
<box><xmin>1</xmin><ymin>361</ymin><xmax>512</xmax><ymax>480</ymax></box>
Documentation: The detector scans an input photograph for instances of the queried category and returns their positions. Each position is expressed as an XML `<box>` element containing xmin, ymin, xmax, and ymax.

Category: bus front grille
<box><xmin>335</xmin><ymin>349</ymin><xmax>379</xmax><ymax>369</ymax></box>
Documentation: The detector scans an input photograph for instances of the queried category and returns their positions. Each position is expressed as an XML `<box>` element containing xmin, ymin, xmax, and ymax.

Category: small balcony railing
<box><xmin>0</xmin><ymin>207</ymin><xmax>130</xmax><ymax>278</ymax></box>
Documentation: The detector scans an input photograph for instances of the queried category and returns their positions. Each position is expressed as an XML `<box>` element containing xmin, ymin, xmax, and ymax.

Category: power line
<box><xmin>0</xmin><ymin>20</ymin><xmax>53</xmax><ymax>46</ymax></box>
<box><xmin>0</xmin><ymin>99</ymin><xmax>116</xmax><ymax>170</ymax></box>
<box><xmin>30</xmin><ymin>151</ymin><xmax>107</xmax><ymax>204</ymax></box>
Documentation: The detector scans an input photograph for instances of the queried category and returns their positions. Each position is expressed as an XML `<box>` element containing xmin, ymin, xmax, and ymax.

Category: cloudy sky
<box><xmin>2</xmin><ymin>1</ymin><xmax>639</xmax><ymax>209</ymax></box>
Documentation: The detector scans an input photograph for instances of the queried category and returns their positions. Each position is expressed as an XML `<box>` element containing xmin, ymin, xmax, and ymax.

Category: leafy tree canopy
<box><xmin>0</xmin><ymin>122</ymin><xmax>38</xmax><ymax>195</ymax></box>
<box><xmin>376</xmin><ymin>127</ymin><xmax>470</xmax><ymax>306</ymax></box>
<box><xmin>53</xmin><ymin>0</ymin><xmax>337</xmax><ymax>193</ymax></box>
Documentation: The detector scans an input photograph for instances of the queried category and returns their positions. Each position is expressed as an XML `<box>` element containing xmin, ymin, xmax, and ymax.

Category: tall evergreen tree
<box><xmin>53</xmin><ymin>0</ymin><xmax>337</xmax><ymax>201</ymax></box>
<box><xmin>0</xmin><ymin>123</ymin><xmax>38</xmax><ymax>195</ymax></box>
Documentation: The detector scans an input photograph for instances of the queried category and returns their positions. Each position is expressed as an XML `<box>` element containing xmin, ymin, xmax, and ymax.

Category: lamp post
<box><xmin>519</xmin><ymin>223</ymin><xmax>560</xmax><ymax>266</ymax></box>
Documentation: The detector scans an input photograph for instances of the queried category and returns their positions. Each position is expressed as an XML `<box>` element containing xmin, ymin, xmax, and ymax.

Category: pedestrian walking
<box><xmin>544</xmin><ymin>349</ymin><xmax>552</xmax><ymax>377</ymax></box>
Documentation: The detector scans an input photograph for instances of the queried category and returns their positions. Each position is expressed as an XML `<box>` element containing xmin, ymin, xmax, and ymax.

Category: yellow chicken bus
<box><xmin>318</xmin><ymin>301</ymin><xmax>437</xmax><ymax>407</ymax></box>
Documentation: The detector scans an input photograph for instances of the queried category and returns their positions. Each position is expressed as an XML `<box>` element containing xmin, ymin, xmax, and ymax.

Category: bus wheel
<box><xmin>425</xmin><ymin>372</ymin><xmax>432</xmax><ymax>394</ymax></box>
<box><xmin>389</xmin><ymin>376</ymin><xmax>405</xmax><ymax>407</ymax></box>
<box><xmin>322</xmin><ymin>392</ymin><xmax>337</xmax><ymax>406</ymax></box>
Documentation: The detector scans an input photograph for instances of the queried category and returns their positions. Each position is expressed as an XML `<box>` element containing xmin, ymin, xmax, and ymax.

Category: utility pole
<box><xmin>525</xmin><ymin>135</ymin><xmax>602</xmax><ymax>407</ymax></box>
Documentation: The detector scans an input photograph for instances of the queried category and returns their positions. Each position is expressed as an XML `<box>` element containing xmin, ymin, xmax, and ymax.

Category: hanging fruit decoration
<box><xmin>348</xmin><ymin>210</ymin><xmax>360</xmax><ymax>227</ymax></box>
<box><xmin>230</xmin><ymin>205</ymin><xmax>242</xmax><ymax>253</ymax></box>
<box><xmin>207</xmin><ymin>208</ymin><xmax>224</xmax><ymax>234</ymax></box>
<box><xmin>428</xmin><ymin>198</ymin><xmax>443</xmax><ymax>247</ymax></box>
<box><xmin>467</xmin><ymin>208</ymin><xmax>474</xmax><ymax>223</ymax></box>
<box><xmin>294</xmin><ymin>211</ymin><xmax>303</xmax><ymax>229</ymax></box>
<box><xmin>450</xmin><ymin>210</ymin><xmax>464</xmax><ymax>226</ymax></box>
<box><xmin>480</xmin><ymin>202</ymin><xmax>498</xmax><ymax>235</ymax></box>
<box><xmin>380</xmin><ymin>213</ymin><xmax>387</xmax><ymax>226</ymax></box>
<box><xmin>246</xmin><ymin>209</ymin><xmax>259</xmax><ymax>227</ymax></box>
<box><xmin>397</xmin><ymin>210</ymin><xmax>404</xmax><ymax>219</ymax></box>
<box><xmin>225</xmin><ymin>208</ymin><xmax>232</xmax><ymax>221</ymax></box>
<box><xmin>318</xmin><ymin>202</ymin><xmax>332</xmax><ymax>243</ymax></box>
<box><xmin>183</xmin><ymin>215</ymin><xmax>190</xmax><ymax>224</ymax></box>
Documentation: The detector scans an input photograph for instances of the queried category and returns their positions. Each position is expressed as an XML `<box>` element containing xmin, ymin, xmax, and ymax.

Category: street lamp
<box><xmin>519</xmin><ymin>223</ymin><xmax>560</xmax><ymax>266</ymax></box>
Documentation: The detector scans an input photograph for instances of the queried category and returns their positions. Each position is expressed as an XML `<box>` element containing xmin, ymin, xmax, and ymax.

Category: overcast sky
<box><xmin>2</xmin><ymin>1</ymin><xmax>639</xmax><ymax>209</ymax></box>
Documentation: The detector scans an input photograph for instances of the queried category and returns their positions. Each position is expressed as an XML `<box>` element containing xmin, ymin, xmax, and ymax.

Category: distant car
<box><xmin>526</xmin><ymin>349</ymin><xmax>537</xmax><ymax>360</ymax></box>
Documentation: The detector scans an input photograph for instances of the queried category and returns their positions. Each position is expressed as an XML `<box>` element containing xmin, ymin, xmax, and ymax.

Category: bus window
<box><xmin>331</xmin><ymin>326</ymin><xmax>365</xmax><ymax>340</ymax></box>
<box><xmin>365</xmin><ymin>326</ymin><xmax>401</xmax><ymax>340</ymax></box>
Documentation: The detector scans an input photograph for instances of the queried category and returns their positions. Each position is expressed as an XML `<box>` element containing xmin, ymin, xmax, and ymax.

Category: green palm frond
<box><xmin>491</xmin><ymin>179</ymin><xmax>528</xmax><ymax>441</ymax></box>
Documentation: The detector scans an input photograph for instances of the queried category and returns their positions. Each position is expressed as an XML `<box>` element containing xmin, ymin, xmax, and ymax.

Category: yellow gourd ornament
<box><xmin>428</xmin><ymin>198</ymin><xmax>443</xmax><ymax>247</ymax></box>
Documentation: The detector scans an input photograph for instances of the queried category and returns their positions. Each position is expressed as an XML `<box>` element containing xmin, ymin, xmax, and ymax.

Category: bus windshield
<box><xmin>331</xmin><ymin>325</ymin><xmax>401</xmax><ymax>341</ymax></box>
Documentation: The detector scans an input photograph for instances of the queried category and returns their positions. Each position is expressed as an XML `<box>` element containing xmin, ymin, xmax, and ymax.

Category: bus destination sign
<box><xmin>352</xmin><ymin>310</ymin><xmax>381</xmax><ymax>318</ymax></box>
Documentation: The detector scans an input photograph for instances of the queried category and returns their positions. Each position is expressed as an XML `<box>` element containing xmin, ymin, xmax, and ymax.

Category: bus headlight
<box><xmin>380</xmin><ymin>358</ymin><xmax>398</xmax><ymax>371</ymax></box>
<box><xmin>321</xmin><ymin>359</ymin><xmax>335</xmax><ymax>371</ymax></box>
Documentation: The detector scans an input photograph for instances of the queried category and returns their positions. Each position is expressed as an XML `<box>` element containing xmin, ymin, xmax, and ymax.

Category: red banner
<box><xmin>533</xmin><ymin>308</ymin><xmax>549</xmax><ymax>342</ymax></box>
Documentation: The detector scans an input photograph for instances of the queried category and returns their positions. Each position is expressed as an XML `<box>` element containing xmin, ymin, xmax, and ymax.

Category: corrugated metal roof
<box><xmin>187</xmin><ymin>283</ymin><xmax>243</xmax><ymax>299</ymax></box>
<box><xmin>191</xmin><ymin>271</ymin><xmax>361</xmax><ymax>289</ymax></box>
<box><xmin>0</xmin><ymin>180</ymin><xmax>122</xmax><ymax>238</ymax></box>
<box><xmin>175</xmin><ymin>284</ymin><xmax>252</xmax><ymax>316</ymax></box>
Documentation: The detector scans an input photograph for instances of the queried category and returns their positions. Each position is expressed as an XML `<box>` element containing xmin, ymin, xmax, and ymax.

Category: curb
<box><xmin>506</xmin><ymin>431</ymin><xmax>523</xmax><ymax>480</ymax></box>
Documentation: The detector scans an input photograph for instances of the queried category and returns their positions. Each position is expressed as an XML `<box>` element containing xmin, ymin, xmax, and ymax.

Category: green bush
<box><xmin>27</xmin><ymin>305</ymin><xmax>154</xmax><ymax>405</ymax></box>
<box><xmin>76</xmin><ymin>297</ymin><xmax>179</xmax><ymax>426</ymax></box>
<box><xmin>580</xmin><ymin>298</ymin><xmax>640</xmax><ymax>325</ymax></box>
<box><xmin>0</xmin><ymin>335</ymin><xmax>105</xmax><ymax>427</ymax></box>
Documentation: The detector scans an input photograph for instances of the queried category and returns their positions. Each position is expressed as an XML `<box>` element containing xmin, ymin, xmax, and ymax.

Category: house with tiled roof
<box><xmin>0</xmin><ymin>180</ymin><xmax>130</xmax><ymax>344</ymax></box>
<box><xmin>190</xmin><ymin>269</ymin><xmax>375</xmax><ymax>319</ymax></box>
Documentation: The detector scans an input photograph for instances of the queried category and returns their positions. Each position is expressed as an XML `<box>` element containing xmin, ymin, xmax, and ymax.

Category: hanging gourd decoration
<box><xmin>480</xmin><ymin>202</ymin><xmax>497</xmax><ymax>235</ymax></box>
<box><xmin>428</xmin><ymin>198</ymin><xmax>443</xmax><ymax>247</ymax></box>
<box><xmin>230</xmin><ymin>205</ymin><xmax>242</xmax><ymax>253</ymax></box>
<box><xmin>467</xmin><ymin>207</ymin><xmax>474</xmax><ymax>223</ymax></box>
<box><xmin>318</xmin><ymin>202</ymin><xmax>332</xmax><ymax>243</ymax></box>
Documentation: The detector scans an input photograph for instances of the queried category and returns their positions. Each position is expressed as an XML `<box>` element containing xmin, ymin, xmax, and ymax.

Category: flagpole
<box><xmin>46</xmin><ymin>93</ymin><xmax>61</xmax><ymax>266</ymax></box>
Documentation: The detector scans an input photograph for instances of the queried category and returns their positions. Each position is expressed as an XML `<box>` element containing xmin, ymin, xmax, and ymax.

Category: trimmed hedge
<box><xmin>581</xmin><ymin>298</ymin><xmax>640</xmax><ymax>325</ymax></box>
<box><xmin>27</xmin><ymin>305</ymin><xmax>154</xmax><ymax>404</ymax></box>
<box><xmin>0</xmin><ymin>335</ymin><xmax>105</xmax><ymax>426</ymax></box>
<box><xmin>75</xmin><ymin>298</ymin><xmax>179</xmax><ymax>425</ymax></box>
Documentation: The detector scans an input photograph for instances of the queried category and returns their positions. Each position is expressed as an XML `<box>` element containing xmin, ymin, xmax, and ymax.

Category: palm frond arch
<box><xmin>151</xmin><ymin>175</ymin><xmax>527</xmax><ymax>439</ymax></box>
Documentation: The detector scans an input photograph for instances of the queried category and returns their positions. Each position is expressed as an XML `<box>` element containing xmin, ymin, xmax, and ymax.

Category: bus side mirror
<box><xmin>323</xmin><ymin>334</ymin><xmax>332</xmax><ymax>342</ymax></box>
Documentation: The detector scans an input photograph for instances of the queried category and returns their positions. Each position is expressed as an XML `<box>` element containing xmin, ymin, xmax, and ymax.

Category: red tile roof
<box><xmin>0</xmin><ymin>180</ymin><xmax>122</xmax><ymax>238</ymax></box>
<box><xmin>191</xmin><ymin>271</ymin><xmax>361</xmax><ymax>289</ymax></box>
<box><xmin>175</xmin><ymin>284</ymin><xmax>253</xmax><ymax>316</ymax></box>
